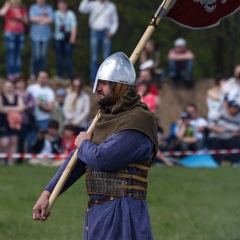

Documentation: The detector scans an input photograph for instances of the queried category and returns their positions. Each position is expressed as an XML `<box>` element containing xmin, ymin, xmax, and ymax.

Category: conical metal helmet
<box><xmin>93</xmin><ymin>52</ymin><xmax>136</xmax><ymax>93</ymax></box>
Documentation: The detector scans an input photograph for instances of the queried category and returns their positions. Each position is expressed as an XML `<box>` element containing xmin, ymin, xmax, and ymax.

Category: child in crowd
<box><xmin>62</xmin><ymin>124</ymin><xmax>76</xmax><ymax>154</ymax></box>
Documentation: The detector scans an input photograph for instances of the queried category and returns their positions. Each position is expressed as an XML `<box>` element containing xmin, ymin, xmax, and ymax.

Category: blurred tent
<box><xmin>179</xmin><ymin>154</ymin><xmax>218</xmax><ymax>168</ymax></box>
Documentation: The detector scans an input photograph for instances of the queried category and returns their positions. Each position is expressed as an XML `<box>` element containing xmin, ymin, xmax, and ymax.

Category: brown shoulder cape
<box><xmin>91</xmin><ymin>86</ymin><xmax>158</xmax><ymax>155</ymax></box>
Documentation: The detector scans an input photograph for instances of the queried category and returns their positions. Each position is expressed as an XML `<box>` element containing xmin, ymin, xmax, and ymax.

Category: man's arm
<box><xmin>108</xmin><ymin>4</ymin><xmax>119</xmax><ymax>36</ymax></box>
<box><xmin>33</xmin><ymin>151</ymin><xmax>86</xmax><ymax>221</ymax></box>
<box><xmin>29</xmin><ymin>5</ymin><xmax>53</xmax><ymax>25</ymax></box>
<box><xmin>76</xmin><ymin>130</ymin><xmax>154</xmax><ymax>171</ymax></box>
<box><xmin>78</xmin><ymin>0</ymin><xmax>92</xmax><ymax>13</ymax></box>
<box><xmin>168</xmin><ymin>49</ymin><xmax>194</xmax><ymax>61</ymax></box>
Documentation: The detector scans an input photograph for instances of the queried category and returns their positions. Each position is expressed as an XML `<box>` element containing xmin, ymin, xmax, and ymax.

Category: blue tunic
<box><xmin>45</xmin><ymin>129</ymin><xmax>154</xmax><ymax>240</ymax></box>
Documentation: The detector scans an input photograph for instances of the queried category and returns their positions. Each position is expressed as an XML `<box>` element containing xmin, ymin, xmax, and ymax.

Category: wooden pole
<box><xmin>46</xmin><ymin>111</ymin><xmax>101</xmax><ymax>213</ymax></box>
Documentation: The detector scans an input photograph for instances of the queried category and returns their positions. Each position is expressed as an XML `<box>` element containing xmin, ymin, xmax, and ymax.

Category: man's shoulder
<box><xmin>44</xmin><ymin>86</ymin><xmax>55</xmax><ymax>94</ymax></box>
<box><xmin>27</xmin><ymin>83</ymin><xmax>38</xmax><ymax>90</ymax></box>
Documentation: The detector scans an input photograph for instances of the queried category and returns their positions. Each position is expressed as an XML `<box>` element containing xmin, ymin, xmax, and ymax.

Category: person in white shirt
<box><xmin>78</xmin><ymin>0</ymin><xmax>119</xmax><ymax>83</ymax></box>
<box><xmin>221</xmin><ymin>64</ymin><xmax>240</xmax><ymax>107</ymax></box>
<box><xmin>63</xmin><ymin>77</ymin><xmax>91</xmax><ymax>133</ymax></box>
<box><xmin>26</xmin><ymin>71</ymin><xmax>55</xmax><ymax>152</ymax></box>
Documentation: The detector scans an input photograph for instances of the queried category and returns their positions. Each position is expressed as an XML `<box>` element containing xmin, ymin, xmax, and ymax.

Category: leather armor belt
<box><xmin>85</xmin><ymin>160</ymin><xmax>152</xmax><ymax>200</ymax></box>
<box><xmin>87</xmin><ymin>193</ymin><xmax>133</xmax><ymax>209</ymax></box>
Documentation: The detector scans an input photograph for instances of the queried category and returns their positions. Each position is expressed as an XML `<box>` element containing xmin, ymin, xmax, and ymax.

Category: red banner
<box><xmin>166</xmin><ymin>0</ymin><xmax>240</xmax><ymax>29</ymax></box>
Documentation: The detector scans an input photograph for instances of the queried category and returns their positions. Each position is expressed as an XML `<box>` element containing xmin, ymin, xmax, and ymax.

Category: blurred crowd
<box><xmin>155</xmin><ymin>65</ymin><xmax>240</xmax><ymax>167</ymax></box>
<box><xmin>0</xmin><ymin>71</ymin><xmax>91</xmax><ymax>165</ymax></box>
<box><xmin>0</xmin><ymin>0</ymin><xmax>240</xmax><ymax>168</ymax></box>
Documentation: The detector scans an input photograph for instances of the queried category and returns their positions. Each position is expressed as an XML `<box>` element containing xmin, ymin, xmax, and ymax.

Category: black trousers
<box><xmin>208</xmin><ymin>136</ymin><xmax>240</xmax><ymax>165</ymax></box>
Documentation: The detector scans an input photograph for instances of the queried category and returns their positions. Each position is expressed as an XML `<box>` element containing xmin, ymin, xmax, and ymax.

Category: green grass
<box><xmin>1</xmin><ymin>164</ymin><xmax>240</xmax><ymax>240</ymax></box>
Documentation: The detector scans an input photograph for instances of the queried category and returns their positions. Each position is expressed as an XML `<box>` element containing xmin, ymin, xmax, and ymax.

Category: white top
<box><xmin>78</xmin><ymin>0</ymin><xmax>119</xmax><ymax>34</ymax></box>
<box><xmin>222</xmin><ymin>77</ymin><xmax>240</xmax><ymax>103</ymax></box>
<box><xmin>189</xmin><ymin>118</ymin><xmax>208</xmax><ymax>140</ymax></box>
<box><xmin>63</xmin><ymin>90</ymin><xmax>91</xmax><ymax>128</ymax></box>
<box><xmin>26</xmin><ymin>83</ymin><xmax>55</xmax><ymax>121</ymax></box>
<box><xmin>206</xmin><ymin>97</ymin><xmax>222</xmax><ymax>120</ymax></box>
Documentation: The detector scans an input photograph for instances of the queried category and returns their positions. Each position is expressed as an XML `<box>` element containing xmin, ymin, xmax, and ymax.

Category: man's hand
<box><xmin>33</xmin><ymin>190</ymin><xmax>51</xmax><ymax>221</ymax></box>
<box><xmin>74</xmin><ymin>131</ymin><xmax>92</xmax><ymax>148</ymax></box>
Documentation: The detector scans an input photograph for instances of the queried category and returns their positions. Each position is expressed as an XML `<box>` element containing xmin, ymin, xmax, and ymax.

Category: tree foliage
<box><xmin>0</xmin><ymin>0</ymin><xmax>240</xmax><ymax>81</ymax></box>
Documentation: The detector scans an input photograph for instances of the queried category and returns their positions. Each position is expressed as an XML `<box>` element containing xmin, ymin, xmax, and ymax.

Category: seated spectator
<box><xmin>53</xmin><ymin>0</ymin><xmax>77</xmax><ymax>80</ymax></box>
<box><xmin>137</xmin><ymin>81</ymin><xmax>160</xmax><ymax>114</ymax></box>
<box><xmin>29</xmin><ymin>120</ymin><xmax>63</xmax><ymax>166</ymax></box>
<box><xmin>206</xmin><ymin>74</ymin><xmax>226</xmax><ymax>121</ymax></box>
<box><xmin>221</xmin><ymin>64</ymin><xmax>240</xmax><ymax>106</ymax></box>
<box><xmin>136</xmin><ymin>69</ymin><xmax>159</xmax><ymax>95</ymax></box>
<box><xmin>174</xmin><ymin>111</ymin><xmax>198</xmax><ymax>151</ymax></box>
<box><xmin>186</xmin><ymin>103</ymin><xmax>208</xmax><ymax>149</ymax></box>
<box><xmin>63</xmin><ymin>77</ymin><xmax>91</xmax><ymax>134</ymax></box>
<box><xmin>62</xmin><ymin>124</ymin><xmax>76</xmax><ymax>154</ymax></box>
<box><xmin>168</xmin><ymin>38</ymin><xmax>194</xmax><ymax>89</ymax></box>
<box><xmin>31</xmin><ymin>120</ymin><xmax>62</xmax><ymax>155</ymax></box>
<box><xmin>208</xmin><ymin>99</ymin><xmax>240</xmax><ymax>166</ymax></box>
<box><xmin>0</xmin><ymin>0</ymin><xmax>28</xmax><ymax>81</ymax></box>
<box><xmin>51</xmin><ymin>87</ymin><xmax>67</xmax><ymax>134</ymax></box>
<box><xmin>0</xmin><ymin>81</ymin><xmax>24</xmax><ymax>165</ymax></box>
<box><xmin>139</xmin><ymin>39</ymin><xmax>164</xmax><ymax>87</ymax></box>
<box><xmin>14</xmin><ymin>76</ymin><xmax>35</xmax><ymax>163</ymax></box>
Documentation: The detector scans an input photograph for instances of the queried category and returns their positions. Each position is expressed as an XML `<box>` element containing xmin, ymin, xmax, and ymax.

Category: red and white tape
<box><xmin>0</xmin><ymin>153</ymin><xmax>69</xmax><ymax>159</ymax></box>
<box><xmin>162</xmin><ymin>149</ymin><xmax>240</xmax><ymax>157</ymax></box>
<box><xmin>1</xmin><ymin>149</ymin><xmax>240</xmax><ymax>159</ymax></box>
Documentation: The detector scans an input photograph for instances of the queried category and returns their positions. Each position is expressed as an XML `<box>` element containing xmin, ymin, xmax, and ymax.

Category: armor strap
<box><xmin>127</xmin><ymin>163</ymin><xmax>150</xmax><ymax>170</ymax></box>
<box><xmin>116</xmin><ymin>184</ymin><xmax>147</xmax><ymax>192</ymax></box>
<box><xmin>117</xmin><ymin>173</ymin><xmax>149</xmax><ymax>183</ymax></box>
<box><xmin>110</xmin><ymin>83</ymin><xmax>127</xmax><ymax>104</ymax></box>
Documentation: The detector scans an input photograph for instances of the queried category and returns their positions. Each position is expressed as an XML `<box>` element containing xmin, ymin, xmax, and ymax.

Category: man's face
<box><xmin>96</xmin><ymin>80</ymin><xmax>112</xmax><ymax>106</ymax></box>
<box><xmin>38</xmin><ymin>71</ymin><xmax>48</xmax><ymax>86</ymax></box>
<box><xmin>186</xmin><ymin>106</ymin><xmax>197</xmax><ymax>119</ymax></box>
<box><xmin>228</xmin><ymin>106</ymin><xmax>240</xmax><ymax>116</ymax></box>
<box><xmin>139</xmin><ymin>70</ymin><xmax>152</xmax><ymax>81</ymax></box>
<box><xmin>36</xmin><ymin>0</ymin><xmax>46</xmax><ymax>6</ymax></box>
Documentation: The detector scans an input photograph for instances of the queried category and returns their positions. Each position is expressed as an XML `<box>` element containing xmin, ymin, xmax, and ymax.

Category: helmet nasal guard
<box><xmin>93</xmin><ymin>52</ymin><xmax>136</xmax><ymax>93</ymax></box>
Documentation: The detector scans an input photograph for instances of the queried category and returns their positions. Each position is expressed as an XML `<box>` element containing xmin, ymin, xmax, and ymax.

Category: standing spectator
<box><xmin>139</xmin><ymin>39</ymin><xmax>164</xmax><ymax>87</ymax></box>
<box><xmin>78</xmin><ymin>0</ymin><xmax>119</xmax><ymax>83</ymax></box>
<box><xmin>206</xmin><ymin>75</ymin><xmax>226</xmax><ymax>121</ymax></box>
<box><xmin>168</xmin><ymin>38</ymin><xmax>194</xmax><ymax>89</ymax></box>
<box><xmin>29</xmin><ymin>0</ymin><xmax>53</xmax><ymax>79</ymax></box>
<box><xmin>15</xmin><ymin>76</ymin><xmax>35</xmax><ymax>163</ymax></box>
<box><xmin>186</xmin><ymin>103</ymin><xmax>208</xmax><ymax>149</ymax></box>
<box><xmin>53</xmin><ymin>0</ymin><xmax>77</xmax><ymax>80</ymax></box>
<box><xmin>208</xmin><ymin>99</ymin><xmax>240</xmax><ymax>166</ymax></box>
<box><xmin>26</xmin><ymin>71</ymin><xmax>55</xmax><ymax>152</ymax></box>
<box><xmin>0</xmin><ymin>0</ymin><xmax>28</xmax><ymax>81</ymax></box>
<box><xmin>0</xmin><ymin>81</ymin><xmax>24</xmax><ymax>165</ymax></box>
<box><xmin>51</xmin><ymin>87</ymin><xmax>67</xmax><ymax>135</ymax></box>
<box><xmin>63</xmin><ymin>77</ymin><xmax>91</xmax><ymax>133</ymax></box>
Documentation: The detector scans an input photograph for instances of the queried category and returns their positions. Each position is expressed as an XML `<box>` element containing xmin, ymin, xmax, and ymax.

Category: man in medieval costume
<box><xmin>32</xmin><ymin>52</ymin><xmax>158</xmax><ymax>240</ymax></box>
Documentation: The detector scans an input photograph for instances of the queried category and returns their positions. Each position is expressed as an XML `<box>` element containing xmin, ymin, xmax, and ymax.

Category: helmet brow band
<box><xmin>110</xmin><ymin>83</ymin><xmax>127</xmax><ymax>104</ymax></box>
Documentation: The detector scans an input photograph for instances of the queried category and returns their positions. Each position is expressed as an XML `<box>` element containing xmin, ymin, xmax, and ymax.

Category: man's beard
<box><xmin>97</xmin><ymin>93</ymin><xmax>113</xmax><ymax>107</ymax></box>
